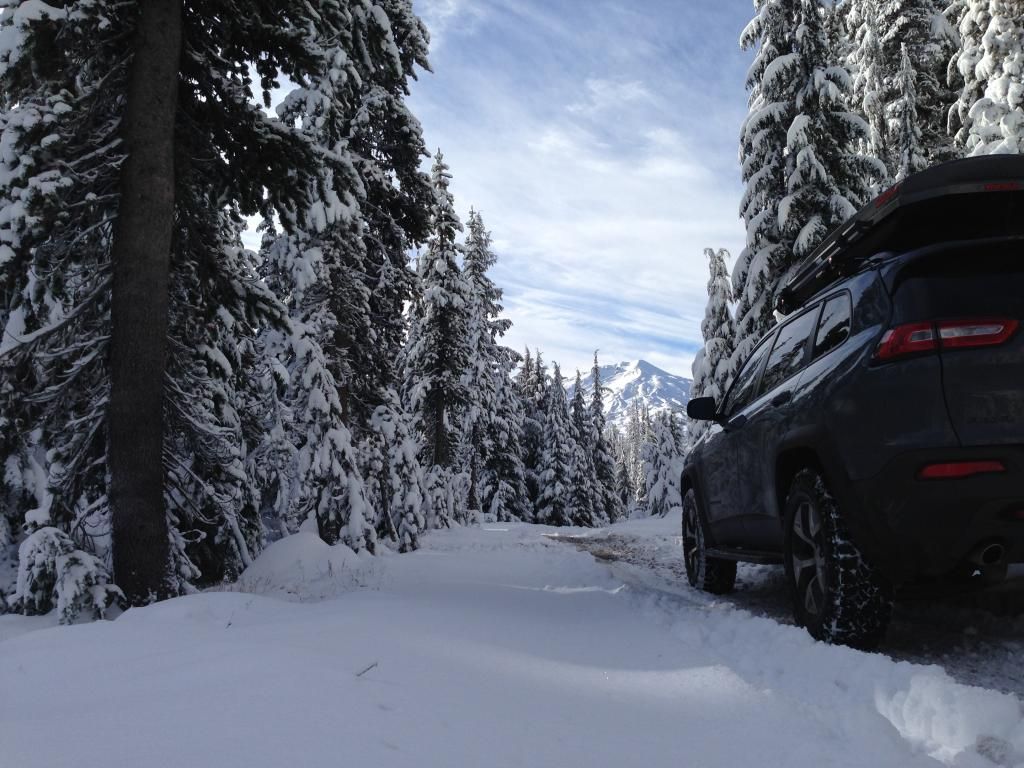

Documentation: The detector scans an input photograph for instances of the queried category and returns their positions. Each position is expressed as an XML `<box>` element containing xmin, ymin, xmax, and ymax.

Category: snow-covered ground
<box><xmin>3</xmin><ymin>518</ymin><xmax>1024</xmax><ymax>768</ymax></box>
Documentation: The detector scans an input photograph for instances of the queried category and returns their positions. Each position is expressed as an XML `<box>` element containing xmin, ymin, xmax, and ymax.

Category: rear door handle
<box><xmin>771</xmin><ymin>391</ymin><xmax>792</xmax><ymax>407</ymax></box>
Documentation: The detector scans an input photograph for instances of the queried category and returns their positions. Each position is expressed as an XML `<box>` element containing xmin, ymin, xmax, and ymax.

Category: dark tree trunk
<box><xmin>109</xmin><ymin>0</ymin><xmax>182</xmax><ymax>604</ymax></box>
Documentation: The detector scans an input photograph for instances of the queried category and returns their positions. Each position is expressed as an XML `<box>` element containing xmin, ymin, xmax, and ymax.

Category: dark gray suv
<box><xmin>685</xmin><ymin>156</ymin><xmax>1024</xmax><ymax>649</ymax></box>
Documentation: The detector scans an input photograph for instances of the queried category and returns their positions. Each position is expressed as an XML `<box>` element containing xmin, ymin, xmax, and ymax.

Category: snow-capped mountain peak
<box><xmin>567</xmin><ymin>359</ymin><xmax>692</xmax><ymax>427</ymax></box>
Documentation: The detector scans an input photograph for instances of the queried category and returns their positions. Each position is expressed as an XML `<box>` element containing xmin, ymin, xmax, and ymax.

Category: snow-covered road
<box><xmin>3</xmin><ymin>520</ymin><xmax>1024</xmax><ymax>768</ymax></box>
<box><xmin>564</xmin><ymin>515</ymin><xmax>1024</xmax><ymax>698</ymax></box>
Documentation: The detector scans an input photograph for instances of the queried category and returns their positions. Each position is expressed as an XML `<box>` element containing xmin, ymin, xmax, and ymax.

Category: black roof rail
<box><xmin>776</xmin><ymin>156</ymin><xmax>1024</xmax><ymax>315</ymax></box>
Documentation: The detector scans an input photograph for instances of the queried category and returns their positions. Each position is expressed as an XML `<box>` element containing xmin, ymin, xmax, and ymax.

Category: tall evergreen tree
<box><xmin>875</xmin><ymin>0</ymin><xmax>959</xmax><ymax>163</ymax></box>
<box><xmin>735</xmin><ymin>0</ymin><xmax>799</xmax><ymax>368</ymax></box>
<box><xmin>951</xmin><ymin>0</ymin><xmax>1024</xmax><ymax>155</ymax></box>
<box><xmin>536</xmin><ymin>365</ymin><xmax>574</xmax><ymax>527</ymax></box>
<box><xmin>589</xmin><ymin>353</ymin><xmax>623</xmax><ymax>524</ymax></box>
<box><xmin>402</xmin><ymin>152</ymin><xmax>472</xmax><ymax>527</ymax></box>
<box><xmin>567</xmin><ymin>371</ymin><xmax>599</xmax><ymax>527</ymax></box>
<box><xmin>849</xmin><ymin>3</ymin><xmax>893</xmax><ymax>171</ymax></box>
<box><xmin>780</xmin><ymin>0</ymin><xmax>883</xmax><ymax>262</ymax></box>
<box><xmin>690</xmin><ymin>248</ymin><xmax>736</xmax><ymax>440</ymax></box>
<box><xmin>460</xmin><ymin>210</ymin><xmax>530</xmax><ymax>522</ymax></box>
<box><xmin>948</xmin><ymin>0</ymin><xmax>989</xmax><ymax>148</ymax></box>
<box><xmin>0</xmin><ymin>0</ymin><xmax>343</xmax><ymax>603</ymax></box>
<box><xmin>643</xmin><ymin>411</ymin><xmax>689</xmax><ymax>519</ymax></box>
<box><xmin>891</xmin><ymin>43</ymin><xmax>928</xmax><ymax>178</ymax></box>
<box><xmin>518</xmin><ymin>348</ymin><xmax>548</xmax><ymax>516</ymax></box>
<box><xmin>848</xmin><ymin>0</ymin><xmax>958</xmax><ymax>171</ymax></box>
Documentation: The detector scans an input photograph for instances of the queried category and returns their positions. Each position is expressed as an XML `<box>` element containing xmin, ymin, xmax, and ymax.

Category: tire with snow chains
<box><xmin>682</xmin><ymin>488</ymin><xmax>736</xmax><ymax>595</ymax></box>
<box><xmin>783</xmin><ymin>468</ymin><xmax>893</xmax><ymax>650</ymax></box>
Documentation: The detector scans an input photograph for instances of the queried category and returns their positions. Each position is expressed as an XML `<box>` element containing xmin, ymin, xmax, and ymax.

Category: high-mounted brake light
<box><xmin>918</xmin><ymin>460</ymin><xmax>1006</xmax><ymax>480</ymax></box>
<box><xmin>874</xmin><ymin>318</ymin><xmax>1018</xmax><ymax>361</ymax></box>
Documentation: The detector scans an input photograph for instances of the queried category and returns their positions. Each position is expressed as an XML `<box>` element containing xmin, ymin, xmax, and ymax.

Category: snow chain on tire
<box><xmin>784</xmin><ymin>469</ymin><xmax>893</xmax><ymax>650</ymax></box>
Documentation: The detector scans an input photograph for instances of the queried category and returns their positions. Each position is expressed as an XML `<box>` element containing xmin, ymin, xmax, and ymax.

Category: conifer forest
<box><xmin>2</xmin><ymin>3</ymin><xmax>1024</xmax><ymax>767</ymax></box>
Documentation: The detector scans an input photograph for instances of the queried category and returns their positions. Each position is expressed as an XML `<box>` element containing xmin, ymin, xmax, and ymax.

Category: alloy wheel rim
<box><xmin>790</xmin><ymin>498</ymin><xmax>827</xmax><ymax>617</ymax></box>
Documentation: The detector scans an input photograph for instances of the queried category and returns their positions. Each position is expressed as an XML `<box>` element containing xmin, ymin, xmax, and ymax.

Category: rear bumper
<box><xmin>845</xmin><ymin>446</ymin><xmax>1024</xmax><ymax>584</ymax></box>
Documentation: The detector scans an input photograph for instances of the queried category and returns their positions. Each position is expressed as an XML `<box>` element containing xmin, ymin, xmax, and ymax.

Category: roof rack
<box><xmin>776</xmin><ymin>155</ymin><xmax>1024</xmax><ymax>315</ymax></box>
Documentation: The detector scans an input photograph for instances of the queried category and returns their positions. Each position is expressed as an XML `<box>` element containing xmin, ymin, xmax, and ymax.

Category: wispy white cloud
<box><xmin>567</xmin><ymin>79</ymin><xmax>654</xmax><ymax>117</ymax></box>
<box><xmin>410</xmin><ymin>0</ymin><xmax>752</xmax><ymax>376</ymax></box>
<box><xmin>417</xmin><ymin>0</ymin><xmax>486</xmax><ymax>50</ymax></box>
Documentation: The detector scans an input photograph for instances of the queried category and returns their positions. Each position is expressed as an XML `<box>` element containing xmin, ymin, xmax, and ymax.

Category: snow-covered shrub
<box><xmin>11</xmin><ymin>527</ymin><xmax>124</xmax><ymax>623</ymax></box>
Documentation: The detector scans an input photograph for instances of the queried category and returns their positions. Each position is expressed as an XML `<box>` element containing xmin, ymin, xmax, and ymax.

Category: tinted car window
<box><xmin>759</xmin><ymin>309</ymin><xmax>817</xmax><ymax>395</ymax></box>
<box><xmin>723</xmin><ymin>335</ymin><xmax>773</xmax><ymax>416</ymax></box>
<box><xmin>814</xmin><ymin>294</ymin><xmax>852</xmax><ymax>358</ymax></box>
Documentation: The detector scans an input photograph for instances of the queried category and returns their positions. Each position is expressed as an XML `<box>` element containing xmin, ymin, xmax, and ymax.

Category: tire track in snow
<box><xmin>563</xmin><ymin>530</ymin><xmax>1024</xmax><ymax>698</ymax></box>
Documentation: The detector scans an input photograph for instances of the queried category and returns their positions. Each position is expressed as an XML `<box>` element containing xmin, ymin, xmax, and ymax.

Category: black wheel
<box><xmin>783</xmin><ymin>468</ymin><xmax>893</xmax><ymax>650</ymax></box>
<box><xmin>682</xmin><ymin>488</ymin><xmax>736</xmax><ymax>594</ymax></box>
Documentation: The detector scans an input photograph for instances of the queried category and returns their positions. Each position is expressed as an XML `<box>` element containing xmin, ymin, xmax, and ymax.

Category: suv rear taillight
<box><xmin>874</xmin><ymin>322</ymin><xmax>936</xmax><ymax>360</ymax></box>
<box><xmin>874</xmin><ymin>318</ymin><xmax>1018</xmax><ymax>361</ymax></box>
<box><xmin>936</xmin><ymin>318</ymin><xmax>1019</xmax><ymax>348</ymax></box>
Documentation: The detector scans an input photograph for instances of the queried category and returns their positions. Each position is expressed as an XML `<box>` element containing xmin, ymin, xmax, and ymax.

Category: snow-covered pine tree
<box><xmin>0</xmin><ymin>0</ymin><xmax>127</xmax><ymax>594</ymax></box>
<box><xmin>891</xmin><ymin>43</ymin><xmax>928</xmax><ymax>178</ymax></box>
<box><xmin>948</xmin><ymin>0</ymin><xmax>989</xmax><ymax>148</ymax></box>
<box><xmin>875</xmin><ymin>0</ymin><xmax>959</xmax><ymax>164</ymax></box>
<box><xmin>460</xmin><ymin>210</ymin><xmax>530</xmax><ymax>523</ymax></box>
<box><xmin>567</xmin><ymin>371</ymin><xmax>600</xmax><ymax>527</ymax></box>
<box><xmin>780</xmin><ymin>0</ymin><xmax>884</xmax><ymax>263</ymax></box>
<box><xmin>734</xmin><ymin>0</ymin><xmax>800</xmax><ymax>369</ymax></box>
<box><xmin>257</xmin><ymin>0</ymin><xmax>431</xmax><ymax>551</ymax></box>
<box><xmin>402</xmin><ymin>152</ymin><xmax>473</xmax><ymax>527</ymax></box>
<box><xmin>849</xmin><ymin>2</ymin><xmax>893</xmax><ymax>170</ymax></box>
<box><xmin>951</xmin><ymin>0</ymin><xmax>1024</xmax><ymax>156</ymax></box>
<box><xmin>612</xmin><ymin>430</ymin><xmax>636</xmax><ymax>513</ymax></box>
<box><xmin>346</xmin><ymin>0</ymin><xmax>432</xmax><ymax>432</ymax></box>
<box><xmin>589</xmin><ymin>353</ymin><xmax>623</xmax><ymax>524</ymax></box>
<box><xmin>483</xmin><ymin>367</ymin><xmax>532</xmax><ymax>522</ymax></box>
<box><xmin>690</xmin><ymin>248</ymin><xmax>737</xmax><ymax>439</ymax></box>
<box><xmin>518</xmin><ymin>348</ymin><xmax>549</xmax><ymax>517</ymax></box>
<box><xmin>619</xmin><ymin>401</ymin><xmax>654</xmax><ymax>515</ymax></box>
<box><xmin>536</xmin><ymin>364</ymin><xmax>575</xmax><ymax>527</ymax></box>
<box><xmin>847</xmin><ymin>0</ymin><xmax>958</xmax><ymax>173</ymax></box>
<box><xmin>362</xmin><ymin>395</ymin><xmax>426</xmax><ymax>551</ymax></box>
<box><xmin>0</xmin><ymin>0</ymin><xmax>381</xmax><ymax>602</ymax></box>
<box><xmin>643</xmin><ymin>411</ymin><xmax>688</xmax><ymax>519</ymax></box>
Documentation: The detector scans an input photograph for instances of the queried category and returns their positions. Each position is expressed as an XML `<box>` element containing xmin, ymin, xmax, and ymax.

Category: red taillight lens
<box><xmin>918</xmin><ymin>460</ymin><xmax>1006</xmax><ymax>480</ymax></box>
<box><xmin>937</xmin><ymin>318</ymin><xmax>1018</xmax><ymax>349</ymax></box>
<box><xmin>875</xmin><ymin>318</ymin><xmax>1018</xmax><ymax>361</ymax></box>
<box><xmin>874</xmin><ymin>322</ymin><xmax>937</xmax><ymax>361</ymax></box>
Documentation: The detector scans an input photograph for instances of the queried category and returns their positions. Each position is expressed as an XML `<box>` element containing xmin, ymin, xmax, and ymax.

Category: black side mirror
<box><xmin>686</xmin><ymin>396</ymin><xmax>719</xmax><ymax>422</ymax></box>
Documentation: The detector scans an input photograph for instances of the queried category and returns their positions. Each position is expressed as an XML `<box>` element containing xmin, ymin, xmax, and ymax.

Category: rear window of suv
<box><xmin>893</xmin><ymin>247</ymin><xmax>1024</xmax><ymax>321</ymax></box>
<box><xmin>760</xmin><ymin>309</ymin><xmax>818</xmax><ymax>395</ymax></box>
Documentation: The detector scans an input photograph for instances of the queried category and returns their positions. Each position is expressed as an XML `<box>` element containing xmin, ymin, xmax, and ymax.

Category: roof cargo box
<box><xmin>777</xmin><ymin>156</ymin><xmax>1024</xmax><ymax>314</ymax></box>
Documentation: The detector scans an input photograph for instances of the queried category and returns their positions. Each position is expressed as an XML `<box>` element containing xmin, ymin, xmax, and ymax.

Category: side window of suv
<box><xmin>813</xmin><ymin>294</ymin><xmax>852</xmax><ymax>358</ymax></box>
<box><xmin>722</xmin><ymin>334</ymin><xmax>773</xmax><ymax>416</ymax></box>
<box><xmin>759</xmin><ymin>309</ymin><xmax>818</xmax><ymax>396</ymax></box>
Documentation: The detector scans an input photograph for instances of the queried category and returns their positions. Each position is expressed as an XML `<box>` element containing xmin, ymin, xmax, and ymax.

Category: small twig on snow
<box><xmin>355</xmin><ymin>662</ymin><xmax>379</xmax><ymax>678</ymax></box>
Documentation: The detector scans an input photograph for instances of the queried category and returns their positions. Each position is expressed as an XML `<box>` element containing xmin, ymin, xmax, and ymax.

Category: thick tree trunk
<box><xmin>109</xmin><ymin>0</ymin><xmax>182</xmax><ymax>604</ymax></box>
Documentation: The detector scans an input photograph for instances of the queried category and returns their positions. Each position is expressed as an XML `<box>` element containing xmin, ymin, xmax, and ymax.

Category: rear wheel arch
<box><xmin>775</xmin><ymin>447</ymin><xmax>824</xmax><ymax>518</ymax></box>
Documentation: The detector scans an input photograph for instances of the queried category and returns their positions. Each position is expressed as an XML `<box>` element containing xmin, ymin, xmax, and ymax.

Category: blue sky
<box><xmin>409</xmin><ymin>0</ymin><xmax>756</xmax><ymax>377</ymax></box>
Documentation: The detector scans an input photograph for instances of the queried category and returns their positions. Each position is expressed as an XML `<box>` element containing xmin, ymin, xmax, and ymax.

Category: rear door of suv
<box><xmin>733</xmin><ymin>307</ymin><xmax>820</xmax><ymax>549</ymax></box>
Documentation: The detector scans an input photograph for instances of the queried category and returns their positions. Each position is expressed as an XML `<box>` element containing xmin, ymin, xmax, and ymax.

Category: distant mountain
<box><xmin>566</xmin><ymin>359</ymin><xmax>692</xmax><ymax>427</ymax></box>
